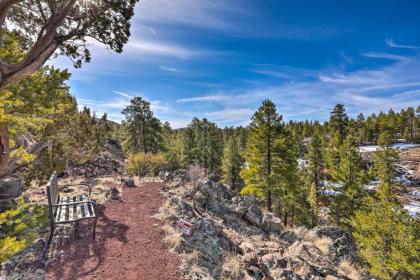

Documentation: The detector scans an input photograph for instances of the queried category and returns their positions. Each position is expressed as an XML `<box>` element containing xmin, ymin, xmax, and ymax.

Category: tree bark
<box><xmin>0</xmin><ymin>122</ymin><xmax>10</xmax><ymax>177</ymax></box>
<box><xmin>0</xmin><ymin>0</ymin><xmax>77</xmax><ymax>87</ymax></box>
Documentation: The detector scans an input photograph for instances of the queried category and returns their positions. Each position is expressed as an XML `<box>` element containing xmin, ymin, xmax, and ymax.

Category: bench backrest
<box><xmin>46</xmin><ymin>171</ymin><xmax>59</xmax><ymax>222</ymax></box>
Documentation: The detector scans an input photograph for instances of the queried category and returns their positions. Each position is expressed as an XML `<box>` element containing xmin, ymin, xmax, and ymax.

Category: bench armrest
<box><xmin>61</xmin><ymin>183</ymin><xmax>92</xmax><ymax>197</ymax></box>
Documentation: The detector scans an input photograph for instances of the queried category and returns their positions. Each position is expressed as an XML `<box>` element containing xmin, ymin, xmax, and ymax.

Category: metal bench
<box><xmin>45</xmin><ymin>171</ymin><xmax>98</xmax><ymax>251</ymax></box>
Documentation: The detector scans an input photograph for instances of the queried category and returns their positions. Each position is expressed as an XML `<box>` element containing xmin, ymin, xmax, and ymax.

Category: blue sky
<box><xmin>51</xmin><ymin>0</ymin><xmax>420</xmax><ymax>128</ymax></box>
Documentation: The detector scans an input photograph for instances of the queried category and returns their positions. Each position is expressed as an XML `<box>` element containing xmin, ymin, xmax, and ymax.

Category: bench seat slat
<box><xmin>54</xmin><ymin>199</ymin><xmax>96</xmax><ymax>223</ymax></box>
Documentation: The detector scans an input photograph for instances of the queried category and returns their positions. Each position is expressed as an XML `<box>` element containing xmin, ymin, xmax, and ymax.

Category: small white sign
<box><xmin>176</xmin><ymin>219</ymin><xmax>193</xmax><ymax>236</ymax></box>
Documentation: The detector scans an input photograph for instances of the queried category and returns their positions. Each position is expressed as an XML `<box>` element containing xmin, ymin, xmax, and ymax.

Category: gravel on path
<box><xmin>47</xmin><ymin>182</ymin><xmax>182</xmax><ymax>280</ymax></box>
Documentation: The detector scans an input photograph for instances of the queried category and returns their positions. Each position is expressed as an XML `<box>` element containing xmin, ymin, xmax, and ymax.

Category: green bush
<box><xmin>127</xmin><ymin>153</ymin><xmax>167</xmax><ymax>177</ymax></box>
<box><xmin>0</xmin><ymin>198</ymin><xmax>49</xmax><ymax>262</ymax></box>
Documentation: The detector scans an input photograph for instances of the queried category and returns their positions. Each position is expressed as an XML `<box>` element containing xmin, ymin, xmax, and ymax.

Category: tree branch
<box><xmin>0</xmin><ymin>0</ymin><xmax>18</xmax><ymax>28</ymax></box>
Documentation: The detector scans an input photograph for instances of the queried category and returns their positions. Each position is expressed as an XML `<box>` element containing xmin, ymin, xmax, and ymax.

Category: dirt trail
<box><xmin>47</xmin><ymin>182</ymin><xmax>182</xmax><ymax>280</ymax></box>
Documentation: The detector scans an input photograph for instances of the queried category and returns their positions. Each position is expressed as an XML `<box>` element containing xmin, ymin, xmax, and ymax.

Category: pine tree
<box><xmin>356</xmin><ymin>113</ymin><xmax>366</xmax><ymax>144</ymax></box>
<box><xmin>222</xmin><ymin>136</ymin><xmax>243</xmax><ymax>190</ymax></box>
<box><xmin>240</xmin><ymin>99</ymin><xmax>283</xmax><ymax>211</ymax></box>
<box><xmin>121</xmin><ymin>97</ymin><xmax>163</xmax><ymax>154</ymax></box>
<box><xmin>373</xmin><ymin>131</ymin><xmax>397</xmax><ymax>185</ymax></box>
<box><xmin>306</xmin><ymin>128</ymin><xmax>324</xmax><ymax>202</ymax></box>
<box><xmin>351</xmin><ymin>127</ymin><xmax>419</xmax><ymax>279</ymax></box>
<box><xmin>180</xmin><ymin>126</ymin><xmax>196</xmax><ymax>167</ymax></box>
<box><xmin>326</xmin><ymin>131</ymin><xmax>341</xmax><ymax>181</ymax></box>
<box><xmin>330</xmin><ymin>131</ymin><xmax>366</xmax><ymax>228</ymax></box>
<box><xmin>329</xmin><ymin>104</ymin><xmax>349</xmax><ymax>144</ymax></box>
<box><xmin>276</xmin><ymin>135</ymin><xmax>310</xmax><ymax>226</ymax></box>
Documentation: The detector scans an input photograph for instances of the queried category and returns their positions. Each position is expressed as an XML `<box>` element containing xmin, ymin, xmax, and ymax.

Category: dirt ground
<box><xmin>46</xmin><ymin>182</ymin><xmax>182</xmax><ymax>280</ymax></box>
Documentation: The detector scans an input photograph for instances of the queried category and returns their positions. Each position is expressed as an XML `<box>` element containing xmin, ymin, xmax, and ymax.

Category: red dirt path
<box><xmin>46</xmin><ymin>182</ymin><xmax>182</xmax><ymax>280</ymax></box>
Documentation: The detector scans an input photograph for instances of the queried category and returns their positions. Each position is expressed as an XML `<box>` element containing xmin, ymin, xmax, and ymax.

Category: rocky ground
<box><xmin>157</xmin><ymin>171</ymin><xmax>368</xmax><ymax>280</ymax></box>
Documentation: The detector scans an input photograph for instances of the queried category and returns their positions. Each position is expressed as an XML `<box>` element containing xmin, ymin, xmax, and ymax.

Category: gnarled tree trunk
<box><xmin>0</xmin><ymin>128</ymin><xmax>52</xmax><ymax>179</ymax></box>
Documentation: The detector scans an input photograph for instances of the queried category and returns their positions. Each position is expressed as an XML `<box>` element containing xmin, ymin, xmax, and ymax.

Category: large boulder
<box><xmin>261</xmin><ymin>213</ymin><xmax>283</xmax><ymax>234</ymax></box>
<box><xmin>0</xmin><ymin>177</ymin><xmax>24</xmax><ymax>200</ymax></box>
<box><xmin>284</xmin><ymin>241</ymin><xmax>336</xmax><ymax>278</ymax></box>
<box><xmin>232</xmin><ymin>195</ymin><xmax>260</xmax><ymax>216</ymax></box>
<box><xmin>244</xmin><ymin>206</ymin><xmax>262</xmax><ymax>227</ymax></box>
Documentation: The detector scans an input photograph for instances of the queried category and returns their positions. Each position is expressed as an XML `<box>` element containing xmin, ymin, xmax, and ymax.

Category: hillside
<box><xmin>157</xmin><ymin>171</ymin><xmax>367</xmax><ymax>280</ymax></box>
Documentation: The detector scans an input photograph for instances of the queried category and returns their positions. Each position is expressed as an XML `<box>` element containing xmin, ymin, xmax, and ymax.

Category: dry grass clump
<box><xmin>161</xmin><ymin>223</ymin><xmax>183</xmax><ymax>252</ymax></box>
<box><xmin>182</xmin><ymin>249</ymin><xmax>202</xmax><ymax>265</ymax></box>
<box><xmin>313</xmin><ymin>236</ymin><xmax>332</xmax><ymax>254</ymax></box>
<box><xmin>338</xmin><ymin>258</ymin><xmax>362</xmax><ymax>280</ymax></box>
<box><xmin>164</xmin><ymin>231</ymin><xmax>182</xmax><ymax>252</ymax></box>
<box><xmin>293</xmin><ymin>226</ymin><xmax>310</xmax><ymax>238</ymax></box>
<box><xmin>222</xmin><ymin>254</ymin><xmax>244</xmax><ymax>280</ymax></box>
<box><xmin>153</xmin><ymin>200</ymin><xmax>178</xmax><ymax>221</ymax></box>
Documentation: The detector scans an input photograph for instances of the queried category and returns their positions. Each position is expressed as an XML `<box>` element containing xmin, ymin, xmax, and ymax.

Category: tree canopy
<box><xmin>0</xmin><ymin>0</ymin><xmax>139</xmax><ymax>86</ymax></box>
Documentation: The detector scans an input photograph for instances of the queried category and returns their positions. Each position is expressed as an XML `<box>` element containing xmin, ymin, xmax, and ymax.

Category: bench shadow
<box><xmin>47</xmin><ymin>204</ymin><xmax>129</xmax><ymax>280</ymax></box>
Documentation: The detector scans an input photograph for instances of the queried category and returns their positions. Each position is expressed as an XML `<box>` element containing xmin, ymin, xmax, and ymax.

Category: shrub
<box><xmin>127</xmin><ymin>153</ymin><xmax>168</xmax><ymax>177</ymax></box>
<box><xmin>149</xmin><ymin>153</ymin><xmax>167</xmax><ymax>175</ymax></box>
<box><xmin>0</xmin><ymin>198</ymin><xmax>48</xmax><ymax>262</ymax></box>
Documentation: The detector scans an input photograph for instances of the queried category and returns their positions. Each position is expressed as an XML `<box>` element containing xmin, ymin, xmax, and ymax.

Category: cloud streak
<box><xmin>385</xmin><ymin>38</ymin><xmax>419</xmax><ymax>50</ymax></box>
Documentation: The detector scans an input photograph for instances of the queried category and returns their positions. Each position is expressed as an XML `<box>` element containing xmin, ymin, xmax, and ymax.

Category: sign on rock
<box><xmin>177</xmin><ymin>219</ymin><xmax>193</xmax><ymax>236</ymax></box>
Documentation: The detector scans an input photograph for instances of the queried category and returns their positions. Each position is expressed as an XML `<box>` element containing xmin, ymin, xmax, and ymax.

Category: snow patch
<box><xmin>358</xmin><ymin>143</ymin><xmax>420</xmax><ymax>153</ymax></box>
<box><xmin>404</xmin><ymin>201</ymin><xmax>420</xmax><ymax>218</ymax></box>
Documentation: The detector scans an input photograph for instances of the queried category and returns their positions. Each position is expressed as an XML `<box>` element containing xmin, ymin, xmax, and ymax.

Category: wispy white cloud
<box><xmin>385</xmin><ymin>38</ymin><xmax>419</xmax><ymax>50</ymax></box>
<box><xmin>149</xmin><ymin>27</ymin><xmax>157</xmax><ymax>36</ymax></box>
<box><xmin>126</xmin><ymin>39</ymin><xmax>199</xmax><ymax>59</ymax></box>
<box><xmin>176</xmin><ymin>94</ymin><xmax>231</xmax><ymax>103</ymax></box>
<box><xmin>204</xmin><ymin>108</ymin><xmax>255</xmax><ymax>125</ymax></box>
<box><xmin>362</xmin><ymin>52</ymin><xmax>405</xmax><ymax>60</ymax></box>
<box><xmin>159</xmin><ymin>66</ymin><xmax>182</xmax><ymax>72</ymax></box>
<box><xmin>113</xmin><ymin>91</ymin><xmax>134</xmax><ymax>99</ymax></box>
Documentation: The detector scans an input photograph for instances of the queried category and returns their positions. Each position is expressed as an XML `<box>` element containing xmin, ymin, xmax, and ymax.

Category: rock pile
<box><xmin>159</xmin><ymin>172</ymin><xmax>367</xmax><ymax>280</ymax></box>
<box><xmin>68</xmin><ymin>138</ymin><xmax>125</xmax><ymax>178</ymax></box>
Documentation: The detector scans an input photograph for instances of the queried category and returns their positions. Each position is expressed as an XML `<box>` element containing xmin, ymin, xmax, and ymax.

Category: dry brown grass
<box><xmin>313</xmin><ymin>236</ymin><xmax>332</xmax><ymax>254</ymax></box>
<box><xmin>222</xmin><ymin>254</ymin><xmax>244</xmax><ymax>280</ymax></box>
<box><xmin>164</xmin><ymin>231</ymin><xmax>182</xmax><ymax>252</ymax></box>
<box><xmin>153</xmin><ymin>200</ymin><xmax>178</xmax><ymax>221</ymax></box>
<box><xmin>338</xmin><ymin>258</ymin><xmax>362</xmax><ymax>280</ymax></box>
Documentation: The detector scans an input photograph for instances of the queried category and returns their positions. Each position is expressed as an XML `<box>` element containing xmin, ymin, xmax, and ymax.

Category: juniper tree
<box><xmin>222</xmin><ymin>136</ymin><xmax>243</xmax><ymax>190</ymax></box>
<box><xmin>0</xmin><ymin>32</ymin><xmax>78</xmax><ymax>178</ymax></box>
<box><xmin>0</xmin><ymin>0</ymin><xmax>139</xmax><ymax>86</ymax></box>
<box><xmin>240</xmin><ymin>99</ymin><xmax>283</xmax><ymax>211</ymax></box>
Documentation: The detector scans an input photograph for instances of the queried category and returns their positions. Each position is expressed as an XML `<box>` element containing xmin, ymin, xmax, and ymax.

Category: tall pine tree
<box><xmin>306</xmin><ymin>128</ymin><xmax>324</xmax><ymax>203</ymax></box>
<box><xmin>330</xmin><ymin>131</ymin><xmax>366</xmax><ymax>228</ymax></box>
<box><xmin>121</xmin><ymin>97</ymin><xmax>163</xmax><ymax>154</ymax></box>
<box><xmin>240</xmin><ymin>100</ymin><xmax>283</xmax><ymax>211</ymax></box>
<box><xmin>222</xmin><ymin>136</ymin><xmax>244</xmax><ymax>190</ymax></box>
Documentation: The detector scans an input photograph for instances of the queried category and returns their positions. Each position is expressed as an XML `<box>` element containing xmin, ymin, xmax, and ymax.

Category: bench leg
<box><xmin>92</xmin><ymin>217</ymin><xmax>98</xmax><ymax>239</ymax></box>
<box><xmin>44</xmin><ymin>225</ymin><xmax>55</xmax><ymax>257</ymax></box>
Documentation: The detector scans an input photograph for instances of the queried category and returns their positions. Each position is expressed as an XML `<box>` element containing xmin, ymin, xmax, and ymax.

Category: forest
<box><xmin>1</xmin><ymin>3</ymin><xmax>420</xmax><ymax>279</ymax></box>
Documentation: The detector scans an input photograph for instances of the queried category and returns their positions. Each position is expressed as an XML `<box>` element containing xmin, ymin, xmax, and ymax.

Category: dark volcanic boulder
<box><xmin>0</xmin><ymin>178</ymin><xmax>24</xmax><ymax>200</ymax></box>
